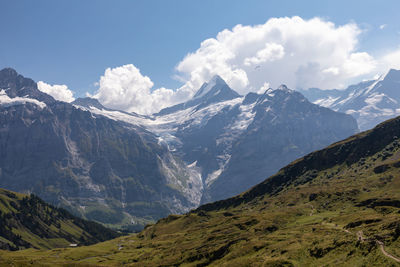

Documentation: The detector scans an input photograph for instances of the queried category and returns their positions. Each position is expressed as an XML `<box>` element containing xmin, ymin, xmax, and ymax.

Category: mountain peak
<box><xmin>0</xmin><ymin>67</ymin><xmax>18</xmax><ymax>78</ymax></box>
<box><xmin>0</xmin><ymin>68</ymin><xmax>55</xmax><ymax>104</ymax></box>
<box><xmin>193</xmin><ymin>75</ymin><xmax>229</xmax><ymax>99</ymax></box>
<box><xmin>265</xmin><ymin>84</ymin><xmax>295</xmax><ymax>95</ymax></box>
<box><xmin>382</xmin><ymin>68</ymin><xmax>400</xmax><ymax>82</ymax></box>
<box><xmin>191</xmin><ymin>75</ymin><xmax>240</xmax><ymax>106</ymax></box>
<box><xmin>302</xmin><ymin>68</ymin><xmax>400</xmax><ymax>131</ymax></box>
<box><xmin>210</xmin><ymin>74</ymin><xmax>225</xmax><ymax>83</ymax></box>
<box><xmin>72</xmin><ymin>97</ymin><xmax>105</xmax><ymax>110</ymax></box>
<box><xmin>277</xmin><ymin>84</ymin><xmax>290</xmax><ymax>91</ymax></box>
<box><xmin>368</xmin><ymin>68</ymin><xmax>400</xmax><ymax>98</ymax></box>
<box><xmin>156</xmin><ymin>76</ymin><xmax>240</xmax><ymax>116</ymax></box>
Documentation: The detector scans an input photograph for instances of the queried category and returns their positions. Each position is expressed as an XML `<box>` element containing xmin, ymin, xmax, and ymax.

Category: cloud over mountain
<box><xmin>92</xmin><ymin>64</ymin><xmax>188</xmax><ymax>115</ymax></box>
<box><xmin>381</xmin><ymin>48</ymin><xmax>400</xmax><ymax>70</ymax></box>
<box><xmin>175</xmin><ymin>16</ymin><xmax>377</xmax><ymax>93</ymax></box>
<box><xmin>92</xmin><ymin>16</ymin><xmax>400</xmax><ymax>115</ymax></box>
<box><xmin>37</xmin><ymin>81</ymin><xmax>75</xmax><ymax>102</ymax></box>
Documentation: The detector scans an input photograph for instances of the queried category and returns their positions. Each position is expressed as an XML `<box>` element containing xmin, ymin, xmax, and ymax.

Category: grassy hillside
<box><xmin>0</xmin><ymin>188</ymin><xmax>120</xmax><ymax>251</ymax></box>
<box><xmin>2</xmin><ymin>117</ymin><xmax>400</xmax><ymax>265</ymax></box>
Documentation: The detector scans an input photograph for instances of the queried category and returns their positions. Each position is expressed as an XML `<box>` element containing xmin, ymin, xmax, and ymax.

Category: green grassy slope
<box><xmin>0</xmin><ymin>188</ymin><xmax>120</xmax><ymax>251</ymax></box>
<box><xmin>2</xmin><ymin>117</ymin><xmax>400</xmax><ymax>266</ymax></box>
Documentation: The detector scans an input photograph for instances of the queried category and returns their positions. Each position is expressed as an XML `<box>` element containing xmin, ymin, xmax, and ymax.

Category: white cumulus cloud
<box><xmin>37</xmin><ymin>81</ymin><xmax>75</xmax><ymax>102</ymax></box>
<box><xmin>92</xmin><ymin>16</ymin><xmax>386</xmax><ymax>115</ymax></box>
<box><xmin>381</xmin><ymin>48</ymin><xmax>400</xmax><ymax>70</ymax></box>
<box><xmin>92</xmin><ymin>64</ymin><xmax>189</xmax><ymax>115</ymax></box>
<box><xmin>175</xmin><ymin>16</ymin><xmax>377</xmax><ymax>93</ymax></box>
<box><xmin>244</xmin><ymin>43</ymin><xmax>285</xmax><ymax>66</ymax></box>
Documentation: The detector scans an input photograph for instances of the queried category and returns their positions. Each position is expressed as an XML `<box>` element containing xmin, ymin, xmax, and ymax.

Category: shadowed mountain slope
<box><xmin>0</xmin><ymin>188</ymin><xmax>120</xmax><ymax>251</ymax></box>
<box><xmin>74</xmin><ymin>77</ymin><xmax>359</xmax><ymax>205</ymax></box>
<box><xmin>2</xmin><ymin>114</ymin><xmax>400</xmax><ymax>266</ymax></box>
<box><xmin>0</xmin><ymin>68</ymin><xmax>202</xmax><ymax>231</ymax></box>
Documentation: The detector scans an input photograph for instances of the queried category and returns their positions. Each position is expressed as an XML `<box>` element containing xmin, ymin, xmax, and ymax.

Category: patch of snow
<box><xmin>158</xmin><ymin>154</ymin><xmax>203</xmax><ymax>207</ymax></box>
<box><xmin>364</xmin><ymin>72</ymin><xmax>386</xmax><ymax>95</ymax></box>
<box><xmin>72</xmin><ymin>104</ymin><xmax>87</xmax><ymax>111</ymax></box>
<box><xmin>265</xmin><ymin>88</ymin><xmax>275</xmax><ymax>97</ymax></box>
<box><xmin>345</xmin><ymin>109</ymin><xmax>357</xmax><ymax>115</ymax></box>
<box><xmin>230</xmin><ymin>102</ymin><xmax>257</xmax><ymax>131</ymax></box>
<box><xmin>314</xmin><ymin>96</ymin><xmax>340</xmax><ymax>107</ymax></box>
<box><xmin>187</xmin><ymin>160</ymin><xmax>197</xmax><ymax>168</ymax></box>
<box><xmin>205</xmin><ymin>154</ymin><xmax>231</xmax><ymax>186</ymax></box>
<box><xmin>0</xmin><ymin>89</ymin><xmax>46</xmax><ymax>109</ymax></box>
<box><xmin>335</xmin><ymin>90</ymin><xmax>360</xmax><ymax>107</ymax></box>
<box><xmin>84</xmin><ymin>179</ymin><xmax>102</xmax><ymax>193</ymax></box>
<box><xmin>213</xmin><ymin>89</ymin><xmax>221</xmax><ymax>96</ymax></box>
<box><xmin>178</xmin><ymin>98</ymin><xmax>243</xmax><ymax>130</ymax></box>
<box><xmin>205</xmin><ymin>168</ymin><xmax>222</xmax><ymax>186</ymax></box>
<box><xmin>74</xmin><ymin>96</ymin><xmax>243</xmax><ymax>145</ymax></box>
<box><xmin>77</xmin><ymin>106</ymin><xmax>147</xmax><ymax>125</ymax></box>
<box><xmin>365</xmin><ymin>92</ymin><xmax>386</xmax><ymax>105</ymax></box>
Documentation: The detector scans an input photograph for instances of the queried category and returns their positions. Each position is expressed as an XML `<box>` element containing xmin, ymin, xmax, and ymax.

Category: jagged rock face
<box><xmin>0</xmin><ymin>68</ymin><xmax>55</xmax><ymax>104</ymax></box>
<box><xmin>0</xmin><ymin>69</ymin><xmax>201</xmax><ymax>230</ymax></box>
<box><xmin>0</xmin><ymin>68</ymin><xmax>358</xmax><ymax>228</ymax></box>
<box><xmin>75</xmin><ymin>78</ymin><xmax>358</xmax><ymax>205</ymax></box>
<box><xmin>155</xmin><ymin>75</ymin><xmax>240</xmax><ymax>116</ymax></box>
<box><xmin>196</xmin><ymin>87</ymin><xmax>359</xmax><ymax>202</ymax></box>
<box><xmin>72</xmin><ymin>97</ymin><xmax>107</xmax><ymax>110</ymax></box>
<box><xmin>301</xmin><ymin>69</ymin><xmax>400</xmax><ymax>131</ymax></box>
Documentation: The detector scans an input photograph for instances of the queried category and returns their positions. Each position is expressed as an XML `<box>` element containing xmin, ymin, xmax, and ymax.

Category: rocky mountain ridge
<box><xmin>0</xmin><ymin>68</ymin><xmax>201</xmax><ymax>231</ymax></box>
<box><xmin>4</xmin><ymin>105</ymin><xmax>400</xmax><ymax>266</ymax></box>
<box><xmin>300</xmin><ymin>69</ymin><xmax>400</xmax><ymax>130</ymax></box>
<box><xmin>76</xmin><ymin>75</ymin><xmax>359</xmax><ymax>203</ymax></box>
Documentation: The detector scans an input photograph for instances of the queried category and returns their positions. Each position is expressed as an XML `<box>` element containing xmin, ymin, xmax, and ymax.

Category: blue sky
<box><xmin>1</xmin><ymin>0</ymin><xmax>400</xmax><ymax>113</ymax></box>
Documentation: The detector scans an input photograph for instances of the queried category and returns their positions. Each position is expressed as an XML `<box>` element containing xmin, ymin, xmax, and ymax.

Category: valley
<box><xmin>1</xmin><ymin>113</ymin><xmax>400</xmax><ymax>265</ymax></box>
<box><xmin>0</xmin><ymin>68</ymin><xmax>358</xmax><ymax>230</ymax></box>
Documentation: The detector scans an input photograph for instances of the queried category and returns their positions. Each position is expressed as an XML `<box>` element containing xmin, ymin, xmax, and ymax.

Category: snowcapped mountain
<box><xmin>0</xmin><ymin>68</ymin><xmax>202</xmax><ymax>231</ymax></box>
<box><xmin>0</xmin><ymin>68</ymin><xmax>55</xmax><ymax>104</ymax></box>
<box><xmin>301</xmin><ymin>69</ymin><xmax>400</xmax><ymax>130</ymax></box>
<box><xmin>0</xmin><ymin>67</ymin><xmax>358</xmax><ymax>229</ymax></box>
<box><xmin>156</xmin><ymin>75</ymin><xmax>240</xmax><ymax>115</ymax></box>
<box><xmin>75</xmin><ymin>77</ymin><xmax>359</xmax><ymax>203</ymax></box>
<box><xmin>199</xmin><ymin>85</ymin><xmax>358</xmax><ymax>202</ymax></box>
